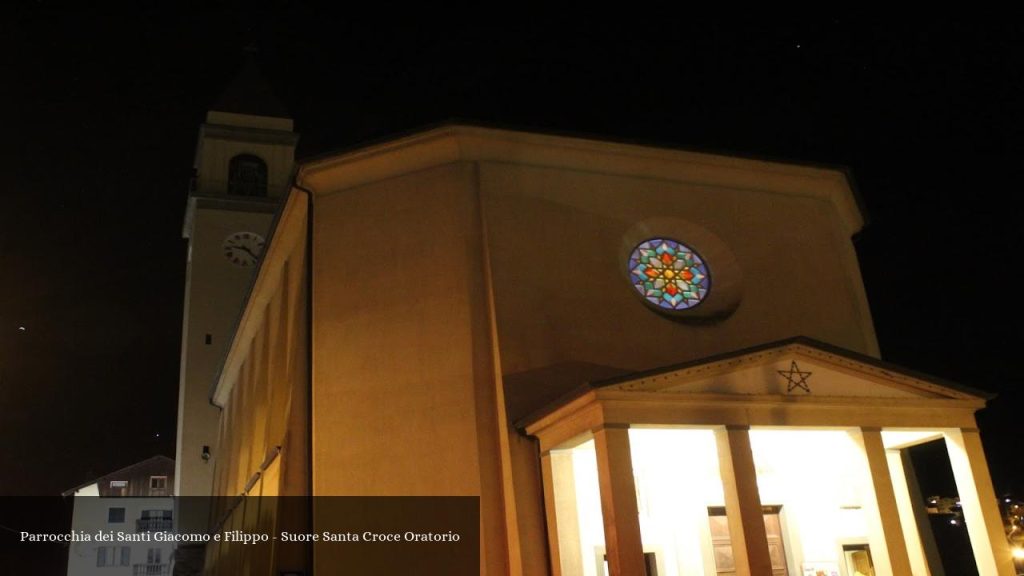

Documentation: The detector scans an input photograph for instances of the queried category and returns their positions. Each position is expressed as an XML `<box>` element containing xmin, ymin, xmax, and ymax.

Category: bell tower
<box><xmin>175</xmin><ymin>59</ymin><xmax>298</xmax><ymax>501</ymax></box>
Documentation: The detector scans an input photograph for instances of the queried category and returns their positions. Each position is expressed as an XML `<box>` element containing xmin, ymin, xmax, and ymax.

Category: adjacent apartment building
<box><xmin>63</xmin><ymin>456</ymin><xmax>175</xmax><ymax>576</ymax></box>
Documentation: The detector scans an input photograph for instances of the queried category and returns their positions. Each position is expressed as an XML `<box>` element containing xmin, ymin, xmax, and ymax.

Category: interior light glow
<box><xmin>880</xmin><ymin>430</ymin><xmax>943</xmax><ymax>449</ymax></box>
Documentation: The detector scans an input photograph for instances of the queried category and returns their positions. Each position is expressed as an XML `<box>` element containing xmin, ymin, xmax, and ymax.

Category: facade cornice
<box><xmin>295</xmin><ymin>124</ymin><xmax>864</xmax><ymax>237</ymax></box>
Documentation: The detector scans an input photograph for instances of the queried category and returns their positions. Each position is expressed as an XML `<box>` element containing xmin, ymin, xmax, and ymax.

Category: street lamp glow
<box><xmin>1011</xmin><ymin>547</ymin><xmax>1024</xmax><ymax>560</ymax></box>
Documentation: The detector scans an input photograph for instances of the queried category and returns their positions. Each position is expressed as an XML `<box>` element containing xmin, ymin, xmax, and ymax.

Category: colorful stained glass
<box><xmin>628</xmin><ymin>238</ymin><xmax>710</xmax><ymax>310</ymax></box>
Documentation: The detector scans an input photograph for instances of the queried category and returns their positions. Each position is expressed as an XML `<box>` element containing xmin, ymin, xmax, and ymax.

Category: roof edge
<box><xmin>61</xmin><ymin>455</ymin><xmax>174</xmax><ymax>497</ymax></box>
<box><xmin>295</xmin><ymin>122</ymin><xmax>864</xmax><ymax>236</ymax></box>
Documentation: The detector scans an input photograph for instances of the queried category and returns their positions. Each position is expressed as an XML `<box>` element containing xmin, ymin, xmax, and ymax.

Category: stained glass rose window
<box><xmin>628</xmin><ymin>238</ymin><xmax>710</xmax><ymax>310</ymax></box>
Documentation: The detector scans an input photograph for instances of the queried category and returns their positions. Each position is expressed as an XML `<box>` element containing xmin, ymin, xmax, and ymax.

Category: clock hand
<box><xmin>237</xmin><ymin>246</ymin><xmax>258</xmax><ymax>258</ymax></box>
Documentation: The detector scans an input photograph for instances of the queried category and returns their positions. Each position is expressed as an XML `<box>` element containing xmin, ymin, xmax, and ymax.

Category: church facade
<box><xmin>175</xmin><ymin>99</ymin><xmax>1013</xmax><ymax>575</ymax></box>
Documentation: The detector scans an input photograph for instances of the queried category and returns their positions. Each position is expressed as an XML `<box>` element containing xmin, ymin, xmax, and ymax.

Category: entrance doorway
<box><xmin>842</xmin><ymin>544</ymin><xmax>874</xmax><ymax>576</ymax></box>
<box><xmin>708</xmin><ymin>506</ymin><xmax>789</xmax><ymax>576</ymax></box>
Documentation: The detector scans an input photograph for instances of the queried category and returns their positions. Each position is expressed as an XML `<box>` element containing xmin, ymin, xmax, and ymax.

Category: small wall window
<box><xmin>96</xmin><ymin>545</ymin><xmax>131</xmax><ymax>566</ymax></box>
<box><xmin>149</xmin><ymin>475</ymin><xmax>168</xmax><ymax>496</ymax></box>
<box><xmin>228</xmin><ymin>154</ymin><xmax>268</xmax><ymax>197</ymax></box>
<box><xmin>108</xmin><ymin>507</ymin><xmax>125</xmax><ymax>523</ymax></box>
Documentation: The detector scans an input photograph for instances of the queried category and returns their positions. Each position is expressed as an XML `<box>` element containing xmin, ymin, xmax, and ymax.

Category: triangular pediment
<box><xmin>519</xmin><ymin>338</ymin><xmax>989</xmax><ymax>444</ymax></box>
<box><xmin>602</xmin><ymin>338</ymin><xmax>984</xmax><ymax>401</ymax></box>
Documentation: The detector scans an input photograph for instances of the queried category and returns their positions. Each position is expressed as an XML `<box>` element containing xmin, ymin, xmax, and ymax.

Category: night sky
<box><xmin>3</xmin><ymin>9</ymin><xmax>1022</xmax><ymax>501</ymax></box>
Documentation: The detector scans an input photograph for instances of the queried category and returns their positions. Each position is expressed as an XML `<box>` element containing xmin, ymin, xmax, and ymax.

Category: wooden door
<box><xmin>708</xmin><ymin>506</ymin><xmax>789</xmax><ymax>576</ymax></box>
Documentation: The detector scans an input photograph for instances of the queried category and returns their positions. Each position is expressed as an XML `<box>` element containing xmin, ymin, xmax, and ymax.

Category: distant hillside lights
<box><xmin>926</xmin><ymin>495</ymin><xmax>964</xmax><ymax>524</ymax></box>
<box><xmin>930</xmin><ymin>494</ymin><xmax>1024</xmax><ymax>561</ymax></box>
<box><xmin>1003</xmin><ymin>497</ymin><xmax>1024</xmax><ymax>565</ymax></box>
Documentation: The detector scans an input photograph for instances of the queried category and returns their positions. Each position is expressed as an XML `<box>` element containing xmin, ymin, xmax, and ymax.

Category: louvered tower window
<box><xmin>228</xmin><ymin>154</ymin><xmax>268</xmax><ymax>197</ymax></box>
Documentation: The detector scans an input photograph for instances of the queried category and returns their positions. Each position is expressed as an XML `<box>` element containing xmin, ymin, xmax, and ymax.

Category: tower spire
<box><xmin>211</xmin><ymin>55</ymin><xmax>290</xmax><ymax>118</ymax></box>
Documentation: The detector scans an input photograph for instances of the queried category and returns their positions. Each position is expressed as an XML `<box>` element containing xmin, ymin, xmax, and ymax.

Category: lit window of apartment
<box><xmin>149</xmin><ymin>475</ymin><xmax>168</xmax><ymax>495</ymax></box>
<box><xmin>109</xmin><ymin>479</ymin><xmax>127</xmax><ymax>497</ymax></box>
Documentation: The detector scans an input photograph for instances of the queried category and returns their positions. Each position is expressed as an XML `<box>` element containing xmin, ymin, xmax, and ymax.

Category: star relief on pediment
<box><xmin>777</xmin><ymin>360</ymin><xmax>812</xmax><ymax>394</ymax></box>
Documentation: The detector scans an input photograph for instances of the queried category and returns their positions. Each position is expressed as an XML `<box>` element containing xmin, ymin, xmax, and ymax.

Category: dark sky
<box><xmin>2</xmin><ymin>9</ymin><xmax>1022</xmax><ymax>500</ymax></box>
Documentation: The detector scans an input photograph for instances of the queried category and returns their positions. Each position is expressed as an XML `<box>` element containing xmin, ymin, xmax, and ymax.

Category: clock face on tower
<box><xmin>222</xmin><ymin>232</ymin><xmax>265</xmax><ymax>267</ymax></box>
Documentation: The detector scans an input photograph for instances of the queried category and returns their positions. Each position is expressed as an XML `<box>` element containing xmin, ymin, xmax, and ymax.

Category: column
<box><xmin>593</xmin><ymin>425</ymin><xmax>645</xmax><ymax>576</ymax></box>
<box><xmin>887</xmin><ymin>449</ymin><xmax>940</xmax><ymax>576</ymax></box>
<box><xmin>541</xmin><ymin>451</ymin><xmax>583</xmax><ymax>576</ymax></box>
<box><xmin>853</xmin><ymin>428</ymin><xmax>913</xmax><ymax>576</ymax></box>
<box><xmin>714</xmin><ymin>426</ymin><xmax>772</xmax><ymax>576</ymax></box>
<box><xmin>944</xmin><ymin>428</ymin><xmax>1015</xmax><ymax>576</ymax></box>
<box><xmin>899</xmin><ymin>449</ymin><xmax>946</xmax><ymax>575</ymax></box>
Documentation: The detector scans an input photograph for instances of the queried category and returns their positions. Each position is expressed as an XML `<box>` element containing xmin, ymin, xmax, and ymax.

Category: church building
<box><xmin>174</xmin><ymin>66</ymin><xmax>1014</xmax><ymax>576</ymax></box>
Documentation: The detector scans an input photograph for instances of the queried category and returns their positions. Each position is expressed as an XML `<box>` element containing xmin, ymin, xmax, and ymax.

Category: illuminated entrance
<box><xmin>545</xmin><ymin>428</ymin><xmax>898</xmax><ymax>575</ymax></box>
<box><xmin>524</xmin><ymin>339</ymin><xmax>1014</xmax><ymax>576</ymax></box>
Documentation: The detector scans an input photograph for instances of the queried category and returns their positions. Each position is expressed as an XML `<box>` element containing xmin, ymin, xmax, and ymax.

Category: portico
<box><xmin>523</xmin><ymin>338</ymin><xmax>1014</xmax><ymax>576</ymax></box>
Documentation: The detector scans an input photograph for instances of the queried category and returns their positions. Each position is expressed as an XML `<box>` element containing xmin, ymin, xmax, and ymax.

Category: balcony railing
<box><xmin>133</xmin><ymin>564</ymin><xmax>169</xmax><ymax>576</ymax></box>
<box><xmin>136</xmin><ymin>518</ymin><xmax>173</xmax><ymax>532</ymax></box>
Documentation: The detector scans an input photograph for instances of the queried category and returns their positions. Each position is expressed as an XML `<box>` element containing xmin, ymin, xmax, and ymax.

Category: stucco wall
<box><xmin>480</xmin><ymin>161</ymin><xmax>874</xmax><ymax>383</ymax></box>
<box><xmin>311</xmin><ymin>163</ymin><xmax>509</xmax><ymax>574</ymax></box>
